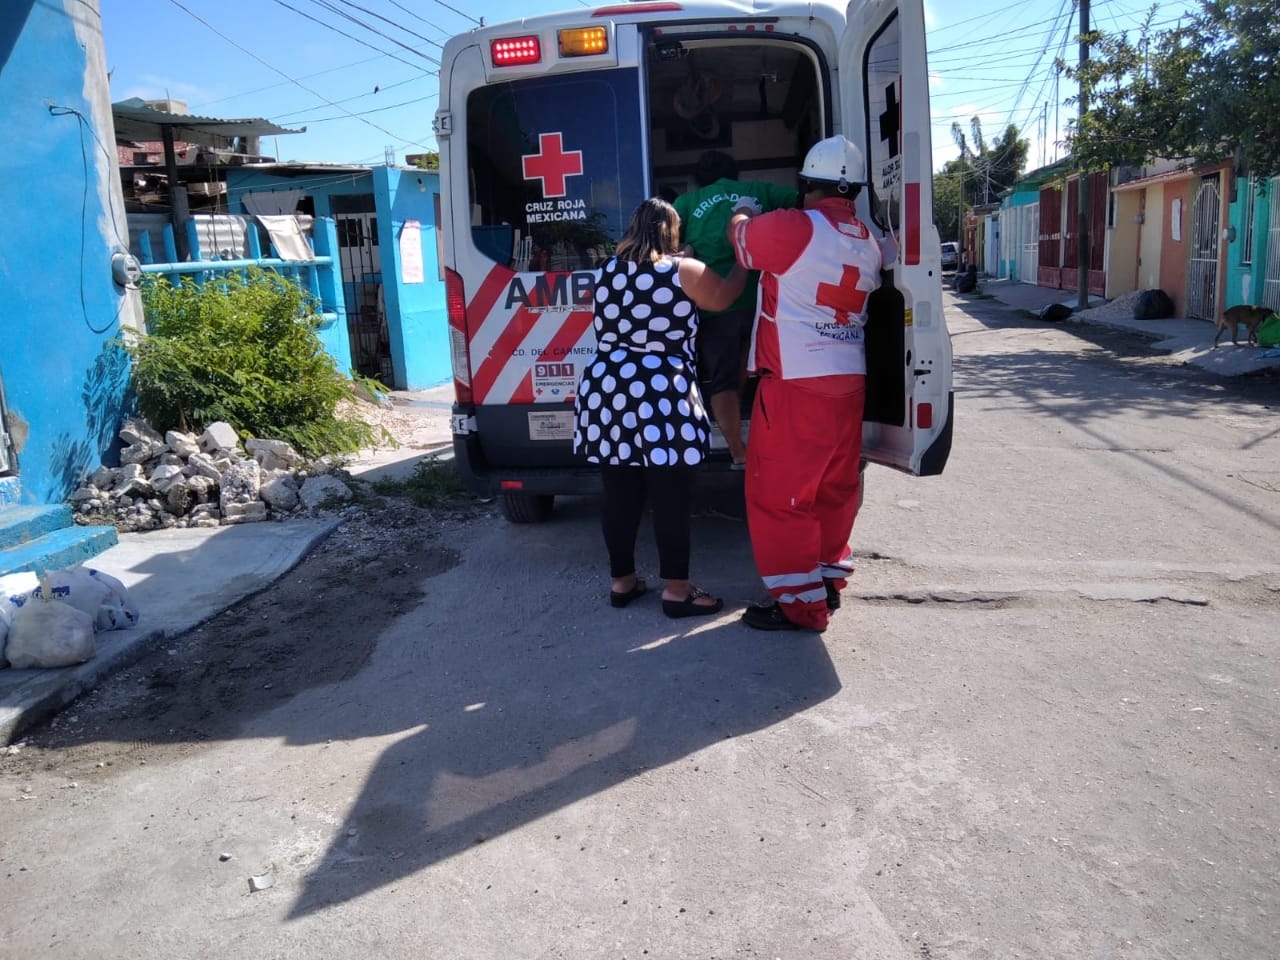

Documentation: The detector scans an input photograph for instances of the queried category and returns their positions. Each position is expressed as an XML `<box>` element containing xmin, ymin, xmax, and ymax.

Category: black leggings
<box><xmin>600</xmin><ymin>464</ymin><xmax>696</xmax><ymax>582</ymax></box>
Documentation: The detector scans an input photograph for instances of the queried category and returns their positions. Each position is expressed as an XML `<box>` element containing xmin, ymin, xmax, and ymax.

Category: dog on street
<box><xmin>1215</xmin><ymin>304</ymin><xmax>1272</xmax><ymax>347</ymax></box>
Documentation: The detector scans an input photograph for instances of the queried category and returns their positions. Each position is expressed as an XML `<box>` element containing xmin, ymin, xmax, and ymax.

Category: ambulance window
<box><xmin>864</xmin><ymin>14</ymin><xmax>901</xmax><ymax>234</ymax></box>
<box><xmin>466</xmin><ymin>69</ymin><xmax>646</xmax><ymax>271</ymax></box>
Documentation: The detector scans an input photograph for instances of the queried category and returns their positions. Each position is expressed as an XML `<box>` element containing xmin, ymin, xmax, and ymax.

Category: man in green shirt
<box><xmin>674</xmin><ymin>151</ymin><xmax>798</xmax><ymax>466</ymax></box>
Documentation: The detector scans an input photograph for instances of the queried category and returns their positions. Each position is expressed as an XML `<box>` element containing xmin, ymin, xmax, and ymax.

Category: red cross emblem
<box><xmin>521</xmin><ymin>132</ymin><xmax>584</xmax><ymax>199</ymax></box>
<box><xmin>815</xmin><ymin>265</ymin><xmax>868</xmax><ymax>326</ymax></box>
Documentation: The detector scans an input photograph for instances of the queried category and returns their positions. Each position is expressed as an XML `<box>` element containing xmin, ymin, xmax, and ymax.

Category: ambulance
<box><xmin>434</xmin><ymin>0</ymin><xmax>952</xmax><ymax>521</ymax></box>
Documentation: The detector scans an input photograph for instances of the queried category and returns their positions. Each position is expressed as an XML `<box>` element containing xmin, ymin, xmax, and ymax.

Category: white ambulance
<box><xmin>435</xmin><ymin>0</ymin><xmax>952</xmax><ymax>521</ymax></box>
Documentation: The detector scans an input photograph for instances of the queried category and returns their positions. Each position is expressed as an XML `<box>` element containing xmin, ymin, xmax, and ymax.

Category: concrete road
<box><xmin>1</xmin><ymin>294</ymin><xmax>1278</xmax><ymax>959</ymax></box>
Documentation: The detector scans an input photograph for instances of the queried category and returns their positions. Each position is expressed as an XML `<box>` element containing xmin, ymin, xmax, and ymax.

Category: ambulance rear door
<box><xmin>840</xmin><ymin>0</ymin><xmax>953</xmax><ymax>476</ymax></box>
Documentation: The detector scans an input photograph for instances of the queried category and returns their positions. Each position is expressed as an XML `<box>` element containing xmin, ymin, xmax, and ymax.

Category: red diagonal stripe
<box><xmin>471</xmin><ymin>305</ymin><xmax>538</xmax><ymax>403</ymax></box>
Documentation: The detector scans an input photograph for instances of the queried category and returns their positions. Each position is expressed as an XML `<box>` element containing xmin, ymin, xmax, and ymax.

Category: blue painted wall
<box><xmin>0</xmin><ymin>0</ymin><xmax>138</xmax><ymax>504</ymax></box>
<box><xmin>373</xmin><ymin>167</ymin><xmax>449</xmax><ymax>391</ymax></box>
<box><xmin>227</xmin><ymin>166</ymin><xmax>450</xmax><ymax>390</ymax></box>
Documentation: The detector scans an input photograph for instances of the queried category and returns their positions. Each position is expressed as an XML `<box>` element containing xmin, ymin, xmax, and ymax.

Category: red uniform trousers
<box><xmin>745</xmin><ymin>374</ymin><xmax>865</xmax><ymax>631</ymax></box>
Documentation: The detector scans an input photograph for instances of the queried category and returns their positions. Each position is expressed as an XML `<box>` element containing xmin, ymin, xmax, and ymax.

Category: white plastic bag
<box><xmin>5</xmin><ymin>595</ymin><xmax>95</xmax><ymax>669</ymax></box>
<box><xmin>85</xmin><ymin>568</ymin><xmax>141</xmax><ymax>631</ymax></box>
<box><xmin>29</xmin><ymin>568</ymin><xmax>113</xmax><ymax>626</ymax></box>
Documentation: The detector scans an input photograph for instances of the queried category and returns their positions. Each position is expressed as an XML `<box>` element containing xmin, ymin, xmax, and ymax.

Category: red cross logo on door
<box><xmin>815</xmin><ymin>265</ymin><xmax>868</xmax><ymax>326</ymax></box>
<box><xmin>522</xmin><ymin>132</ymin><xmax>584</xmax><ymax>199</ymax></box>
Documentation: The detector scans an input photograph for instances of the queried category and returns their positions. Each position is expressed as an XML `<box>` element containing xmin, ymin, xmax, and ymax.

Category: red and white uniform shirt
<box><xmin>729</xmin><ymin>198</ymin><xmax>882</xmax><ymax>381</ymax></box>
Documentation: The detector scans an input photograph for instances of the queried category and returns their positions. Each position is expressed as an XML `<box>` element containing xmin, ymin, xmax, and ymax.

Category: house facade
<box><xmin>1107</xmin><ymin>159</ymin><xmax>1235</xmax><ymax>319</ymax></box>
<box><xmin>1</xmin><ymin>0</ymin><xmax>141</xmax><ymax>506</ymax></box>
<box><xmin>1223</xmin><ymin>174</ymin><xmax>1279</xmax><ymax>314</ymax></box>
<box><xmin>999</xmin><ymin>155</ymin><xmax>1280</xmax><ymax>325</ymax></box>
<box><xmin>226</xmin><ymin>166</ymin><xmax>450</xmax><ymax>391</ymax></box>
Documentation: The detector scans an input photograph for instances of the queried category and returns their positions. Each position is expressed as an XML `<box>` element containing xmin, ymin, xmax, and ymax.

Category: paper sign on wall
<box><xmin>400</xmin><ymin>219</ymin><xmax>424</xmax><ymax>283</ymax></box>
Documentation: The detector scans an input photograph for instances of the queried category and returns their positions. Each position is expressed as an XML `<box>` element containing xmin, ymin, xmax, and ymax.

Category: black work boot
<box><xmin>740</xmin><ymin>601</ymin><xmax>824</xmax><ymax>633</ymax></box>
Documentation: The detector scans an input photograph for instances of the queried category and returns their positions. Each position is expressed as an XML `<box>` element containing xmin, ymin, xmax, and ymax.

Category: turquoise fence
<box><xmin>135</xmin><ymin>214</ymin><xmax>354</xmax><ymax>375</ymax></box>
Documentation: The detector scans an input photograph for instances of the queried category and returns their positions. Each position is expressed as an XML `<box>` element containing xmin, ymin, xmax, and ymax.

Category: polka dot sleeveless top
<box><xmin>573</xmin><ymin>256</ymin><xmax>711</xmax><ymax>467</ymax></box>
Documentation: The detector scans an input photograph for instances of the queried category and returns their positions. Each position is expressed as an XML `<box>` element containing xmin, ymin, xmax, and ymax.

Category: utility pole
<box><xmin>1076</xmin><ymin>0</ymin><xmax>1090</xmax><ymax>311</ymax></box>
<box><xmin>958</xmin><ymin>133</ymin><xmax>966</xmax><ymax>266</ymax></box>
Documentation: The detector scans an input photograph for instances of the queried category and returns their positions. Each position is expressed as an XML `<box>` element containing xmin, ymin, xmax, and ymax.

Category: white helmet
<box><xmin>800</xmin><ymin>136</ymin><xmax>866</xmax><ymax>192</ymax></box>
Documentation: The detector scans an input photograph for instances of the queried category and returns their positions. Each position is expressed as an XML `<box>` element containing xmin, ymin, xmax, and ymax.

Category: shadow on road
<box><xmin>272</xmin><ymin>499</ymin><xmax>841</xmax><ymax>917</ymax></box>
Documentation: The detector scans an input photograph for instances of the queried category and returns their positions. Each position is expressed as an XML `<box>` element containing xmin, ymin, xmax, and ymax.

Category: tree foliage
<box><xmin>129</xmin><ymin>269</ymin><xmax>382</xmax><ymax>458</ymax></box>
<box><xmin>1060</xmin><ymin>1</ymin><xmax>1280</xmax><ymax>178</ymax></box>
<box><xmin>932</xmin><ymin>119</ymin><xmax>1029</xmax><ymax>241</ymax></box>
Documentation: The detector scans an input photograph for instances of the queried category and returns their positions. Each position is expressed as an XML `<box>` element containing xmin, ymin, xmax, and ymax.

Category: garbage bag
<box><xmin>1257</xmin><ymin>314</ymin><xmax>1280</xmax><ymax>348</ymax></box>
<box><xmin>85</xmin><ymin>568</ymin><xmax>141</xmax><ymax>631</ymax></box>
<box><xmin>28</xmin><ymin>568</ymin><xmax>113</xmax><ymax>627</ymax></box>
<box><xmin>1134</xmin><ymin>289</ymin><xmax>1174</xmax><ymax>320</ymax></box>
<box><xmin>5</xmin><ymin>600</ymin><xmax>95</xmax><ymax>669</ymax></box>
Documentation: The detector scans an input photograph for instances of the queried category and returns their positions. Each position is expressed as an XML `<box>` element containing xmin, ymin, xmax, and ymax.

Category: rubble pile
<box><xmin>69</xmin><ymin>419</ymin><xmax>354</xmax><ymax>532</ymax></box>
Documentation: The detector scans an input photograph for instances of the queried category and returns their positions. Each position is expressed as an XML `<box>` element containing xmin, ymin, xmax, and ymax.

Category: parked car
<box><xmin>940</xmin><ymin>241</ymin><xmax>959</xmax><ymax>273</ymax></box>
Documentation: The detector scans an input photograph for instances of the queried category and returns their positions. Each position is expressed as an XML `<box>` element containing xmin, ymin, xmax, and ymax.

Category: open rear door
<box><xmin>841</xmin><ymin>0</ymin><xmax>953</xmax><ymax>476</ymax></box>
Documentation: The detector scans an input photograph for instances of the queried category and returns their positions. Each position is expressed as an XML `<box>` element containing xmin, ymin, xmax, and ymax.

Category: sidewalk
<box><xmin>976</xmin><ymin>277</ymin><xmax>1280</xmax><ymax>377</ymax></box>
<box><xmin>0</xmin><ymin>387</ymin><xmax>457</xmax><ymax>745</ymax></box>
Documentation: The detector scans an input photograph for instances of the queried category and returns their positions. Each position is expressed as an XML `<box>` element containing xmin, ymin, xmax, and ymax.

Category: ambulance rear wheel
<box><xmin>500</xmin><ymin>492</ymin><xmax>555</xmax><ymax>523</ymax></box>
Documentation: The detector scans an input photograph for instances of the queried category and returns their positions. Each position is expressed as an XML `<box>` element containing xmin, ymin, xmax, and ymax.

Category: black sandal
<box><xmin>610</xmin><ymin>579</ymin><xmax>647</xmax><ymax>608</ymax></box>
<box><xmin>662</xmin><ymin>586</ymin><xmax>724</xmax><ymax>619</ymax></box>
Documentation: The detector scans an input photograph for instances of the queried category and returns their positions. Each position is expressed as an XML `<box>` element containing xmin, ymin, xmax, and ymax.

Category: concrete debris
<box><xmin>69</xmin><ymin>418</ymin><xmax>356</xmax><ymax>533</ymax></box>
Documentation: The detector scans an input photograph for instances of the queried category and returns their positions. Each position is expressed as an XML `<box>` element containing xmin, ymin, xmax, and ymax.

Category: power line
<box><xmin>301</xmin><ymin>0</ymin><xmax>445</xmax><ymax>54</ymax></box>
<box><xmin>165</xmin><ymin>0</ymin><xmax>432</xmax><ymax>150</ymax></box>
<box><xmin>266</xmin><ymin>0</ymin><xmax>437</xmax><ymax>68</ymax></box>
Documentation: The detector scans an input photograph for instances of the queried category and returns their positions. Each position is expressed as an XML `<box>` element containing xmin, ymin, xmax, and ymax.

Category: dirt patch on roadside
<box><xmin>1</xmin><ymin>486</ymin><xmax>492</xmax><ymax>783</ymax></box>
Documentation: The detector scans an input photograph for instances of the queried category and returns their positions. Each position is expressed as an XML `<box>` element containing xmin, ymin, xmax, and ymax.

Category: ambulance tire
<box><xmin>500</xmin><ymin>492</ymin><xmax>555</xmax><ymax>523</ymax></box>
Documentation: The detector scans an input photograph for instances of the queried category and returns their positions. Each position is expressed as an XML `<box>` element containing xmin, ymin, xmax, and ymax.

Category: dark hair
<box><xmin>614</xmin><ymin>197</ymin><xmax>681</xmax><ymax>263</ymax></box>
<box><xmin>694</xmin><ymin>150</ymin><xmax>738</xmax><ymax>187</ymax></box>
<box><xmin>799</xmin><ymin>176</ymin><xmax>863</xmax><ymax>202</ymax></box>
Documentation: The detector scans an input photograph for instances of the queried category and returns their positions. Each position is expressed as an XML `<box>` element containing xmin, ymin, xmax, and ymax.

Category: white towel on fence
<box><xmin>254</xmin><ymin>215</ymin><xmax>315</xmax><ymax>262</ymax></box>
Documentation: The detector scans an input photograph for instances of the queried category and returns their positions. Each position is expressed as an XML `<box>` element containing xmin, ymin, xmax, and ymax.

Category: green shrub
<box><xmin>129</xmin><ymin>268</ymin><xmax>381</xmax><ymax>458</ymax></box>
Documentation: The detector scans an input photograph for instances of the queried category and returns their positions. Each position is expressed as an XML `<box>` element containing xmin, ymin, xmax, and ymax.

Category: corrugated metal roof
<box><xmin>111</xmin><ymin>98</ymin><xmax>305</xmax><ymax>144</ymax></box>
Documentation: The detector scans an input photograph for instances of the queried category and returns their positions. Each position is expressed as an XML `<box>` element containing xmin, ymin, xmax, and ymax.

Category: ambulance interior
<box><xmin>644</xmin><ymin>33</ymin><xmax>907</xmax><ymax>431</ymax></box>
<box><xmin>644</xmin><ymin>36</ymin><xmax>826</xmax><ymax>200</ymax></box>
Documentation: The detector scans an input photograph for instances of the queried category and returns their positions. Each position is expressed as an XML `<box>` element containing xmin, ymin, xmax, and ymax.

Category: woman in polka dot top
<box><xmin>575</xmin><ymin>197</ymin><xmax>746</xmax><ymax>618</ymax></box>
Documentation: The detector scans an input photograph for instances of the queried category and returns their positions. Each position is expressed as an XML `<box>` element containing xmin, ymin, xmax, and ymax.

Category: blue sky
<box><xmin>102</xmin><ymin>0</ymin><xmax>1202</xmax><ymax>173</ymax></box>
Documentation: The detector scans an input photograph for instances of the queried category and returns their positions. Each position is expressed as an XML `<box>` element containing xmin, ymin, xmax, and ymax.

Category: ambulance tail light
<box><xmin>446</xmin><ymin>267</ymin><xmax>474</xmax><ymax>404</ymax></box>
<box><xmin>917</xmin><ymin>402</ymin><xmax>933</xmax><ymax>430</ymax></box>
<box><xmin>491</xmin><ymin>36</ymin><xmax>542</xmax><ymax>67</ymax></box>
<box><xmin>558</xmin><ymin>26</ymin><xmax>608</xmax><ymax>57</ymax></box>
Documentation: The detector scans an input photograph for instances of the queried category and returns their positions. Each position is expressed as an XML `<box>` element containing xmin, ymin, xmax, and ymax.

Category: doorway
<box><xmin>332</xmin><ymin>194</ymin><xmax>390</xmax><ymax>383</ymax></box>
<box><xmin>1185</xmin><ymin>174</ymin><xmax>1221</xmax><ymax>320</ymax></box>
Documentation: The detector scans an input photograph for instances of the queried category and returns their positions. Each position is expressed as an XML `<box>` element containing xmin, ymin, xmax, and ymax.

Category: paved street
<box><xmin>1</xmin><ymin>292</ymin><xmax>1277</xmax><ymax>959</ymax></box>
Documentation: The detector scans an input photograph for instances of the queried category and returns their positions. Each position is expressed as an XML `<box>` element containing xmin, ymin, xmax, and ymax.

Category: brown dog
<box><xmin>1215</xmin><ymin>304</ymin><xmax>1272</xmax><ymax>347</ymax></box>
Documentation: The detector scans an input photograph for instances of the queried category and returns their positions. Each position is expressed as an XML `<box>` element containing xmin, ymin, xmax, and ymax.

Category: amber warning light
<box><xmin>559</xmin><ymin>26</ymin><xmax>608</xmax><ymax>57</ymax></box>
<box><xmin>491</xmin><ymin>36</ymin><xmax>541</xmax><ymax>66</ymax></box>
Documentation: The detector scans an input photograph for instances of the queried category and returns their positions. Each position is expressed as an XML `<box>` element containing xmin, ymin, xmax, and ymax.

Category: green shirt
<box><xmin>674</xmin><ymin>177</ymin><xmax>799</xmax><ymax>313</ymax></box>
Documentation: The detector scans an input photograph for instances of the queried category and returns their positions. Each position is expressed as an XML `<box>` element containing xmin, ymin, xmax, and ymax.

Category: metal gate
<box><xmin>1263</xmin><ymin>176</ymin><xmax>1280</xmax><ymax>312</ymax></box>
<box><xmin>1185</xmin><ymin>175</ymin><xmax>1221</xmax><ymax>320</ymax></box>
<box><xmin>1020</xmin><ymin>203</ymin><xmax>1039</xmax><ymax>283</ymax></box>
<box><xmin>332</xmin><ymin>194</ymin><xmax>388</xmax><ymax>382</ymax></box>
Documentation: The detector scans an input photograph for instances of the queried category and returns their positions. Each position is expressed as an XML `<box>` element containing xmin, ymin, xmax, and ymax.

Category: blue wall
<box><xmin>0</xmin><ymin>0</ymin><xmax>137</xmax><ymax>504</ymax></box>
<box><xmin>227</xmin><ymin>166</ymin><xmax>450</xmax><ymax>390</ymax></box>
<box><xmin>373</xmin><ymin>167</ymin><xmax>450</xmax><ymax>391</ymax></box>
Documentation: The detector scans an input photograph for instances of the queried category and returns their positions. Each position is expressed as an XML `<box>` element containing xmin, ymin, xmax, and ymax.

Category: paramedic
<box><xmin>674</xmin><ymin>150</ymin><xmax>798</xmax><ymax>466</ymax></box>
<box><xmin>574</xmin><ymin>197</ymin><xmax>746</xmax><ymax>619</ymax></box>
<box><xmin>726</xmin><ymin>136</ymin><xmax>881</xmax><ymax>633</ymax></box>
